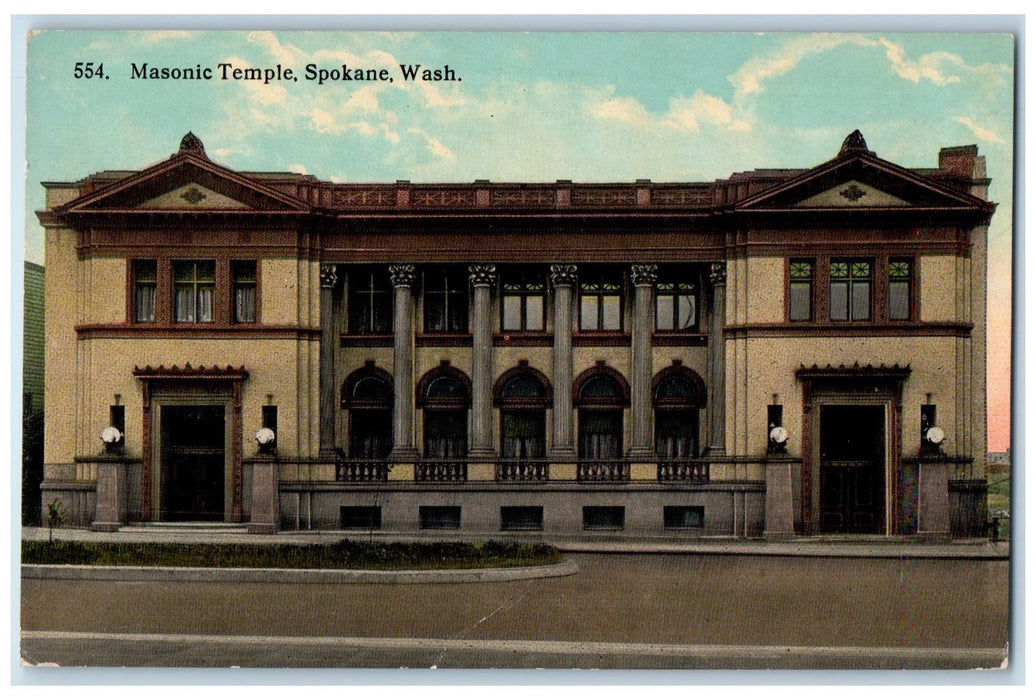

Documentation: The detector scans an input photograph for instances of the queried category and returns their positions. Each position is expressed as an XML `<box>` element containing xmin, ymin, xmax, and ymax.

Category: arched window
<box><xmin>494</xmin><ymin>364</ymin><xmax>552</xmax><ymax>471</ymax></box>
<box><xmin>341</xmin><ymin>363</ymin><xmax>393</xmax><ymax>460</ymax></box>
<box><xmin>574</xmin><ymin>364</ymin><xmax>629</xmax><ymax>466</ymax></box>
<box><xmin>652</xmin><ymin>363</ymin><xmax>706</xmax><ymax>460</ymax></box>
<box><xmin>417</xmin><ymin>363</ymin><xmax>471</xmax><ymax>460</ymax></box>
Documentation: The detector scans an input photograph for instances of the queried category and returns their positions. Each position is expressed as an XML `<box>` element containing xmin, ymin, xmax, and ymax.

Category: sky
<box><xmin>21</xmin><ymin>29</ymin><xmax>1015</xmax><ymax>450</ymax></box>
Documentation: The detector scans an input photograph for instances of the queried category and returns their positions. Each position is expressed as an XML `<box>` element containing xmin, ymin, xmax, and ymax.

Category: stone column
<box><xmin>764</xmin><ymin>457</ymin><xmax>796</xmax><ymax>539</ymax></box>
<box><xmin>550</xmin><ymin>265</ymin><xmax>578</xmax><ymax>462</ymax></box>
<box><xmin>468</xmin><ymin>264</ymin><xmax>497</xmax><ymax>460</ymax></box>
<box><xmin>388</xmin><ymin>264</ymin><xmax>419</xmax><ymax>461</ymax></box>
<box><xmin>705</xmin><ymin>262</ymin><xmax>727</xmax><ymax>457</ymax></box>
<box><xmin>318</xmin><ymin>264</ymin><xmax>338</xmax><ymax>459</ymax></box>
<box><xmin>628</xmin><ymin>264</ymin><xmax>657</xmax><ymax>462</ymax></box>
<box><xmin>247</xmin><ymin>458</ymin><xmax>279</xmax><ymax>534</ymax></box>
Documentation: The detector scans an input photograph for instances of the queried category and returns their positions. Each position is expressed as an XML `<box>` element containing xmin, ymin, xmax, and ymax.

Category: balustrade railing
<box><xmin>577</xmin><ymin>460</ymin><xmax>630</xmax><ymax>482</ymax></box>
<box><xmin>497</xmin><ymin>459</ymin><xmax>550</xmax><ymax>482</ymax></box>
<box><xmin>415</xmin><ymin>459</ymin><xmax>468</xmax><ymax>483</ymax></box>
<box><xmin>335</xmin><ymin>459</ymin><xmax>389</xmax><ymax>482</ymax></box>
<box><xmin>657</xmin><ymin>459</ymin><xmax>710</xmax><ymax>483</ymax></box>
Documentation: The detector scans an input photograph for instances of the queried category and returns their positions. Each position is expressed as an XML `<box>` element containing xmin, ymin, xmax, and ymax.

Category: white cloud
<box><xmin>407</xmin><ymin>128</ymin><xmax>454</xmax><ymax>160</ymax></box>
<box><xmin>590</xmin><ymin>95</ymin><xmax>651</xmax><ymax>126</ymax></box>
<box><xmin>878</xmin><ymin>39</ymin><xmax>963</xmax><ymax>86</ymax></box>
<box><xmin>954</xmin><ymin>116</ymin><xmax>1004</xmax><ymax>143</ymax></box>
<box><xmin>287</xmin><ymin>163</ymin><xmax>308</xmax><ymax>174</ymax></box>
<box><xmin>664</xmin><ymin>91</ymin><xmax>751</xmax><ymax>133</ymax></box>
<box><xmin>136</xmin><ymin>30</ymin><xmax>196</xmax><ymax>44</ymax></box>
<box><xmin>730</xmin><ymin>34</ymin><xmax>869</xmax><ymax>97</ymax></box>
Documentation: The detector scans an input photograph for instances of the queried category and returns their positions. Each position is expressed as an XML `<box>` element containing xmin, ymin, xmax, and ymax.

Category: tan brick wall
<box><xmin>919</xmin><ymin>256</ymin><xmax>957</xmax><ymax>322</ymax></box>
<box><xmin>43</xmin><ymin>227</ymin><xmax>79</xmax><ymax>464</ymax></box>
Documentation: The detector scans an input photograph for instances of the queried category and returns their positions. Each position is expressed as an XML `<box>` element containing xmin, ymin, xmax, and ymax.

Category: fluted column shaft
<box><xmin>389</xmin><ymin>264</ymin><xmax>418</xmax><ymax>460</ymax></box>
<box><xmin>550</xmin><ymin>265</ymin><xmax>578</xmax><ymax>460</ymax></box>
<box><xmin>318</xmin><ymin>264</ymin><xmax>338</xmax><ymax>459</ymax></box>
<box><xmin>629</xmin><ymin>264</ymin><xmax>658</xmax><ymax>459</ymax></box>
<box><xmin>469</xmin><ymin>265</ymin><xmax>497</xmax><ymax>459</ymax></box>
<box><xmin>705</xmin><ymin>262</ymin><xmax>727</xmax><ymax>457</ymax></box>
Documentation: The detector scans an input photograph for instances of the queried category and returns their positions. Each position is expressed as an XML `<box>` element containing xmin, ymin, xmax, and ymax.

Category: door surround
<box><xmin>796</xmin><ymin>364</ymin><xmax>910</xmax><ymax>536</ymax></box>
<box><xmin>134</xmin><ymin>364</ymin><xmax>249</xmax><ymax>522</ymax></box>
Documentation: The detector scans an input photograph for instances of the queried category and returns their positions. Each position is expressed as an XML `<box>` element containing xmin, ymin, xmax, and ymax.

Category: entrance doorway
<box><xmin>819</xmin><ymin>405</ymin><xmax>885</xmax><ymax>534</ymax></box>
<box><xmin>160</xmin><ymin>405</ymin><xmax>226</xmax><ymax>521</ymax></box>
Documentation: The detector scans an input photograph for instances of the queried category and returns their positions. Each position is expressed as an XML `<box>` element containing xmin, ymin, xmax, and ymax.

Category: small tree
<box><xmin>46</xmin><ymin>498</ymin><xmax>66</xmax><ymax>544</ymax></box>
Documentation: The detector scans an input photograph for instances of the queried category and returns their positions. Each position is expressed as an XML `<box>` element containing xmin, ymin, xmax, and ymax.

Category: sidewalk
<box><xmin>21</xmin><ymin>526</ymin><xmax>1010</xmax><ymax>560</ymax></box>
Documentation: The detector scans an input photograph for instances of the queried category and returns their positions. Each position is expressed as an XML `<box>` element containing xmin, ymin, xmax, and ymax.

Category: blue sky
<box><xmin>22</xmin><ymin>30</ymin><xmax>1015</xmax><ymax>448</ymax></box>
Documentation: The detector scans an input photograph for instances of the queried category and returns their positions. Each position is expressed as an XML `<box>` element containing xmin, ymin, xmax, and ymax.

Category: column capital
<box><xmin>319</xmin><ymin>263</ymin><xmax>338</xmax><ymax>289</ymax></box>
<box><xmin>709</xmin><ymin>261</ymin><xmax>727</xmax><ymax>286</ymax></box>
<box><xmin>388</xmin><ymin>264</ymin><xmax>417</xmax><ymax>288</ymax></box>
<box><xmin>630</xmin><ymin>263</ymin><xmax>659</xmax><ymax>286</ymax></box>
<box><xmin>468</xmin><ymin>264</ymin><xmax>497</xmax><ymax>287</ymax></box>
<box><xmin>549</xmin><ymin>264</ymin><xmax>578</xmax><ymax>287</ymax></box>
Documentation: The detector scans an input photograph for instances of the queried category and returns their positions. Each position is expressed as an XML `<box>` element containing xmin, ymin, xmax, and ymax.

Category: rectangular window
<box><xmin>580</xmin><ymin>273</ymin><xmax>623</xmax><ymax>331</ymax></box>
<box><xmin>173</xmin><ymin>261</ymin><xmax>215</xmax><ymax>323</ymax></box>
<box><xmin>501</xmin><ymin>272</ymin><xmax>546</xmax><ymax>331</ymax></box>
<box><xmin>501</xmin><ymin>506</ymin><xmax>544</xmax><ymax>531</ymax></box>
<box><xmin>829</xmin><ymin>259</ymin><xmax>871</xmax><ymax>322</ymax></box>
<box><xmin>419</xmin><ymin>506</ymin><xmax>461</xmax><ymax>530</ymax></box>
<box><xmin>133</xmin><ymin>260</ymin><xmax>157</xmax><ymax>322</ymax></box>
<box><xmin>663</xmin><ymin>506</ymin><xmax>704</xmax><ymax>529</ymax></box>
<box><xmin>349</xmin><ymin>268</ymin><xmax>392</xmax><ymax>334</ymax></box>
<box><xmin>582</xmin><ymin>506</ymin><xmax>625</xmax><ymax>530</ymax></box>
<box><xmin>232</xmin><ymin>261</ymin><xmax>257</xmax><ymax>323</ymax></box>
<box><xmin>788</xmin><ymin>260</ymin><xmax>812</xmax><ymax>322</ymax></box>
<box><xmin>888</xmin><ymin>258</ymin><xmax>912</xmax><ymax>321</ymax></box>
<box><xmin>656</xmin><ymin>280</ymin><xmax>697</xmax><ymax>331</ymax></box>
<box><xmin>424</xmin><ymin>269</ymin><xmax>468</xmax><ymax>333</ymax></box>
<box><xmin>341</xmin><ymin>506</ymin><xmax>381</xmax><ymax>530</ymax></box>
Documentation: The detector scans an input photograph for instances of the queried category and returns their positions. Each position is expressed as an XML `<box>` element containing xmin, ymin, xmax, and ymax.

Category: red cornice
<box><xmin>133</xmin><ymin>363</ymin><xmax>250</xmax><ymax>381</ymax></box>
<box><xmin>78</xmin><ymin>324</ymin><xmax>320</xmax><ymax>340</ymax></box>
<box><xmin>725</xmin><ymin>322</ymin><xmax>972</xmax><ymax>339</ymax></box>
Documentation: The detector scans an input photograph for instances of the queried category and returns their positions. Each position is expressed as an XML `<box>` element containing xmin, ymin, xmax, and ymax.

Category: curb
<box><xmin>21</xmin><ymin>558</ymin><xmax>580</xmax><ymax>584</ymax></box>
<box><xmin>555</xmin><ymin>542</ymin><xmax>1010</xmax><ymax>560</ymax></box>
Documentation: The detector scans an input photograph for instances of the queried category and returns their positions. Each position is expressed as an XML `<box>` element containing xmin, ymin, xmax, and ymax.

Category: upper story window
<box><xmin>829</xmin><ymin>259</ymin><xmax>872</xmax><ymax>322</ymax></box>
<box><xmin>888</xmin><ymin>258</ymin><xmax>912</xmax><ymax>321</ymax></box>
<box><xmin>501</xmin><ymin>272</ymin><xmax>546</xmax><ymax>332</ymax></box>
<box><xmin>232</xmin><ymin>261</ymin><xmax>256</xmax><ymax>323</ymax></box>
<box><xmin>580</xmin><ymin>272</ymin><xmax>623</xmax><ymax>331</ymax></box>
<box><xmin>788</xmin><ymin>260</ymin><xmax>813</xmax><ymax>322</ymax></box>
<box><xmin>349</xmin><ymin>267</ymin><xmax>392</xmax><ymax>334</ymax></box>
<box><xmin>655</xmin><ymin>279</ymin><xmax>697</xmax><ymax>331</ymax></box>
<box><xmin>133</xmin><ymin>260</ymin><xmax>157</xmax><ymax>323</ymax></box>
<box><xmin>424</xmin><ymin>268</ymin><xmax>469</xmax><ymax>333</ymax></box>
<box><xmin>173</xmin><ymin>261</ymin><xmax>215</xmax><ymax>323</ymax></box>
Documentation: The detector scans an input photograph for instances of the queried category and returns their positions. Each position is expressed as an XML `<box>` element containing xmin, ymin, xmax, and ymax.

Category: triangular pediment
<box><xmin>137</xmin><ymin>182</ymin><xmax>254</xmax><ymax>210</ymax></box>
<box><xmin>735</xmin><ymin>138</ymin><xmax>989</xmax><ymax>212</ymax></box>
<box><xmin>61</xmin><ymin>137</ymin><xmax>308</xmax><ymax>214</ymax></box>
<box><xmin>796</xmin><ymin>179</ymin><xmax>910</xmax><ymax>208</ymax></box>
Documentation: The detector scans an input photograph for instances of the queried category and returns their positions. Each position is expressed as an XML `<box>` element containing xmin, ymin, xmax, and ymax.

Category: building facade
<box><xmin>38</xmin><ymin>130</ymin><xmax>994</xmax><ymax>539</ymax></box>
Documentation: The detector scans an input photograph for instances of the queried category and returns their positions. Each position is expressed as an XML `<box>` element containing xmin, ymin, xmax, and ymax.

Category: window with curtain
<box><xmin>829</xmin><ymin>259</ymin><xmax>872</xmax><ymax>321</ymax></box>
<box><xmin>424</xmin><ymin>410</ymin><xmax>467</xmax><ymax>458</ymax></box>
<box><xmin>579</xmin><ymin>410</ymin><xmax>623</xmax><ymax>459</ymax></box>
<box><xmin>655</xmin><ymin>279</ymin><xmax>697</xmax><ymax>331</ymax></box>
<box><xmin>888</xmin><ymin>258</ymin><xmax>912</xmax><ymax>321</ymax></box>
<box><xmin>501</xmin><ymin>271</ymin><xmax>546</xmax><ymax>331</ymax></box>
<box><xmin>173</xmin><ymin>261</ymin><xmax>215</xmax><ymax>323</ymax></box>
<box><xmin>232</xmin><ymin>261</ymin><xmax>256</xmax><ymax>323</ymax></box>
<box><xmin>788</xmin><ymin>259</ymin><xmax>813</xmax><ymax>322</ymax></box>
<box><xmin>424</xmin><ymin>268</ymin><xmax>469</xmax><ymax>332</ymax></box>
<box><xmin>349</xmin><ymin>267</ymin><xmax>392</xmax><ymax>334</ymax></box>
<box><xmin>133</xmin><ymin>260</ymin><xmax>156</xmax><ymax>322</ymax></box>
<box><xmin>501</xmin><ymin>411</ymin><xmax>545</xmax><ymax>459</ymax></box>
<box><xmin>579</xmin><ymin>272</ymin><xmax>623</xmax><ymax>331</ymax></box>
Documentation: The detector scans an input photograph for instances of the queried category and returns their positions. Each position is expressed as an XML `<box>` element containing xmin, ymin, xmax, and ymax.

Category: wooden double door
<box><xmin>160</xmin><ymin>405</ymin><xmax>226</xmax><ymax>521</ymax></box>
<box><xmin>818</xmin><ymin>405</ymin><xmax>886</xmax><ymax>534</ymax></box>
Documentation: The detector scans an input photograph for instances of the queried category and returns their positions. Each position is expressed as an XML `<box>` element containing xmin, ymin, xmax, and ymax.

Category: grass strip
<box><xmin>22</xmin><ymin>540</ymin><xmax>562</xmax><ymax>570</ymax></box>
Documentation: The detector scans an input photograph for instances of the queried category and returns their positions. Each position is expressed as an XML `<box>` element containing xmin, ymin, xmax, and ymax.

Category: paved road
<box><xmin>20</xmin><ymin>553</ymin><xmax>1010</xmax><ymax>669</ymax></box>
